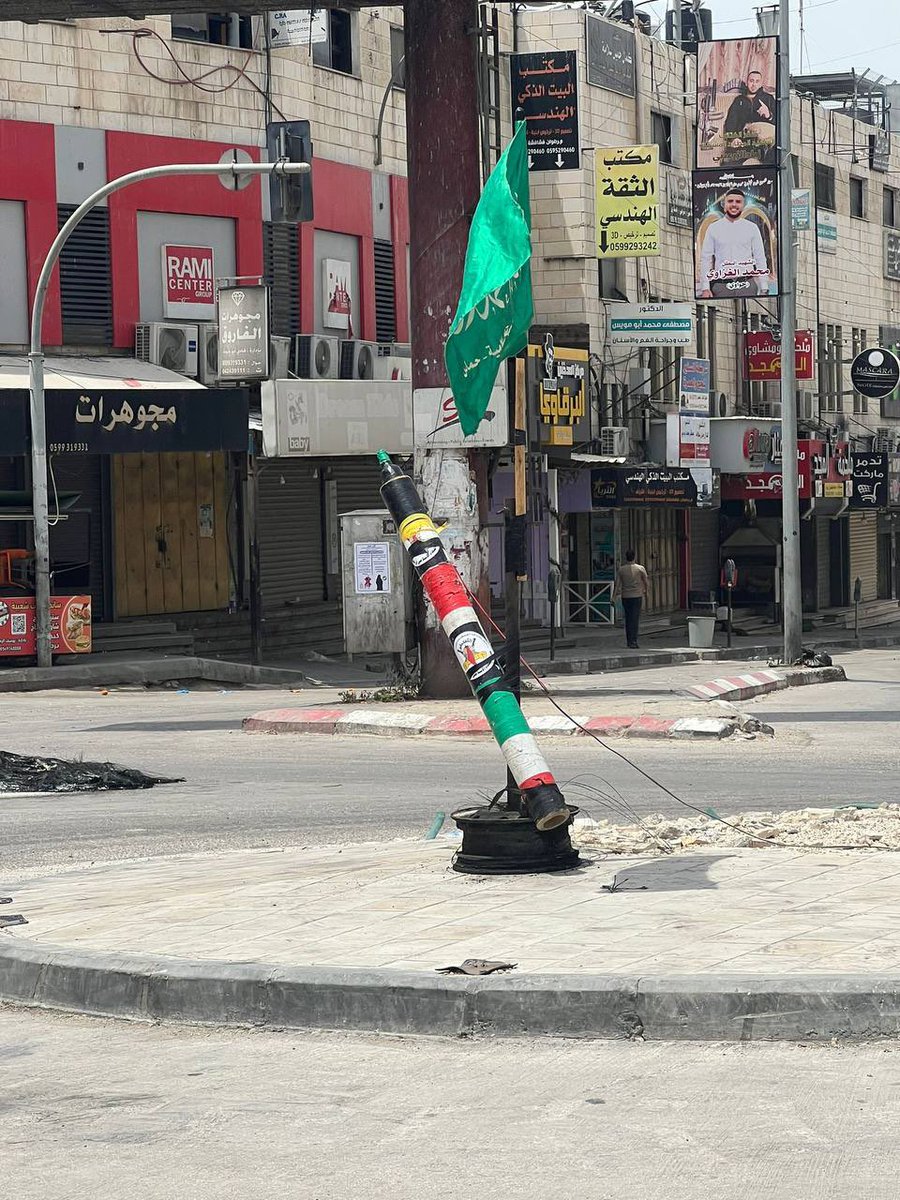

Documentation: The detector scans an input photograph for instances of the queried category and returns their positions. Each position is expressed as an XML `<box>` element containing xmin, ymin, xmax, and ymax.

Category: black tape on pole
<box><xmin>380</xmin><ymin>474</ymin><xmax>423</xmax><ymax>523</ymax></box>
<box><xmin>505</xmin><ymin>513</ymin><xmax>527</xmax><ymax>577</ymax></box>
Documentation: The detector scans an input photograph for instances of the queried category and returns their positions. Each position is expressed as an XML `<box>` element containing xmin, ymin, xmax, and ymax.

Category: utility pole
<box><xmin>405</xmin><ymin>0</ymin><xmax>484</xmax><ymax>698</ymax></box>
<box><xmin>774</xmin><ymin>0</ymin><xmax>802</xmax><ymax>662</ymax></box>
<box><xmin>28</xmin><ymin>159</ymin><xmax>307</xmax><ymax>668</ymax></box>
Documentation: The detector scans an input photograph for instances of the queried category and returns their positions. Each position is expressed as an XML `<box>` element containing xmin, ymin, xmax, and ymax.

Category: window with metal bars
<box><xmin>263</xmin><ymin>221</ymin><xmax>300</xmax><ymax>338</ymax></box>
<box><xmin>373</xmin><ymin>238</ymin><xmax>397</xmax><ymax>343</ymax></box>
<box><xmin>57</xmin><ymin>205</ymin><xmax>113</xmax><ymax>346</ymax></box>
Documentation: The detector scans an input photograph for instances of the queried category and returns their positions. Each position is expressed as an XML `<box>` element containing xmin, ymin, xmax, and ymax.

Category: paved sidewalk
<box><xmin>5</xmin><ymin>837</ymin><xmax>900</xmax><ymax>1040</ymax></box>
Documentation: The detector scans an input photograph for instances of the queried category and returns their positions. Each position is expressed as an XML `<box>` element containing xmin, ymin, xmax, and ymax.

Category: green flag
<box><xmin>444</xmin><ymin>122</ymin><xmax>533</xmax><ymax>437</ymax></box>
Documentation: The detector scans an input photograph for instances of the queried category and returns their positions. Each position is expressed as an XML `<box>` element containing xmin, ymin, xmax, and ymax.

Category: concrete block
<box><xmin>669</xmin><ymin>717</ymin><xmax>735</xmax><ymax>740</ymax></box>
<box><xmin>472</xmin><ymin>974</ymin><xmax>642</xmax><ymax>1039</ymax></box>
<box><xmin>625</xmin><ymin>716</ymin><xmax>676</xmax><ymax>739</ymax></box>
<box><xmin>337</xmin><ymin>709</ymin><xmax>432</xmax><ymax>736</ymax></box>
<box><xmin>242</xmin><ymin>708</ymin><xmax>343</xmax><ymax>735</ymax></box>
<box><xmin>425</xmin><ymin>716</ymin><xmax>491</xmax><ymax>736</ymax></box>
<box><xmin>581</xmin><ymin>716</ymin><xmax>635</xmax><ymax>736</ymax></box>
<box><xmin>146</xmin><ymin>961</ymin><xmax>271</xmax><ymax>1026</ymax></box>
<box><xmin>526</xmin><ymin>713</ymin><xmax>588</xmax><ymax>735</ymax></box>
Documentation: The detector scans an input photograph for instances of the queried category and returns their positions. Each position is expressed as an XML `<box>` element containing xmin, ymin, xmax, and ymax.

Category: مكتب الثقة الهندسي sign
<box><xmin>510</xmin><ymin>51</ymin><xmax>580</xmax><ymax>172</ymax></box>
<box><xmin>596</xmin><ymin>145</ymin><xmax>660</xmax><ymax>258</ymax></box>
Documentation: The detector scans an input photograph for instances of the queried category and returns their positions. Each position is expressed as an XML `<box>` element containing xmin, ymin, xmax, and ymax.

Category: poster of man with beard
<box><xmin>697</xmin><ymin>37</ymin><xmax>778</xmax><ymax>169</ymax></box>
<box><xmin>693</xmin><ymin>168</ymin><xmax>778</xmax><ymax>299</ymax></box>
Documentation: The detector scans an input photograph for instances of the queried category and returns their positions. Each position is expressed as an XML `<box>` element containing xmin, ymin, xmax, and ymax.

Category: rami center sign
<box><xmin>596</xmin><ymin>144</ymin><xmax>659</xmax><ymax>257</ymax></box>
<box><xmin>162</xmin><ymin>244</ymin><xmax>215</xmax><ymax>320</ymax></box>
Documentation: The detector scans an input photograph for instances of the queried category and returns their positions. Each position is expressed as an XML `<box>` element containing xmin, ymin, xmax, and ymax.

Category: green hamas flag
<box><xmin>444</xmin><ymin>122</ymin><xmax>533</xmax><ymax>437</ymax></box>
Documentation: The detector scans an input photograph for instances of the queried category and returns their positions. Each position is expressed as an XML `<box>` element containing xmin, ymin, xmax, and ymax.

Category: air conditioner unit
<box><xmin>380</xmin><ymin>342</ymin><xmax>411</xmax><ymax>358</ymax></box>
<box><xmin>293</xmin><ymin>334</ymin><xmax>339</xmax><ymax>380</ymax></box>
<box><xmin>340</xmin><ymin>339</ymin><xmax>379</xmax><ymax>380</ymax></box>
<box><xmin>134</xmin><ymin>322</ymin><xmax>199</xmax><ymax>377</ymax></box>
<box><xmin>197</xmin><ymin>323</ymin><xmax>220</xmax><ymax>385</ymax></box>
<box><xmin>373</xmin><ymin>355</ymin><xmax>412</xmax><ymax>381</ymax></box>
<box><xmin>269</xmin><ymin>336</ymin><xmax>292</xmax><ymax>379</ymax></box>
<box><xmin>798</xmin><ymin>391</ymin><xmax>815</xmax><ymax>421</ymax></box>
<box><xmin>711</xmin><ymin>392</ymin><xmax>729</xmax><ymax>418</ymax></box>
<box><xmin>600</xmin><ymin>425</ymin><xmax>630</xmax><ymax>457</ymax></box>
<box><xmin>754</xmin><ymin>400</ymin><xmax>782</xmax><ymax>419</ymax></box>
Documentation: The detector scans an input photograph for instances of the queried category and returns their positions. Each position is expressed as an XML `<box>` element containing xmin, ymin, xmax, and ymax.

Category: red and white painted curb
<box><xmin>243</xmin><ymin>709</ymin><xmax>737</xmax><ymax>741</ymax></box>
<box><xmin>684</xmin><ymin>665</ymin><xmax>845</xmax><ymax>703</ymax></box>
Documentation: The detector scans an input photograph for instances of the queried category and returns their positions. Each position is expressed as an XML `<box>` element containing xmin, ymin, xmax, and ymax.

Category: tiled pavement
<box><xmin>8</xmin><ymin>839</ymin><xmax>900</xmax><ymax>976</ymax></box>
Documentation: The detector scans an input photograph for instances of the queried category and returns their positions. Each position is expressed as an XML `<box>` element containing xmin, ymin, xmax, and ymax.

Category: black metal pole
<box><xmin>247</xmin><ymin>453</ymin><xmax>262</xmax><ymax>665</ymax></box>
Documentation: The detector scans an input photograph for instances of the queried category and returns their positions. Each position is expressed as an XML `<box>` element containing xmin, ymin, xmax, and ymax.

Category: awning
<box><xmin>0</xmin><ymin>357</ymin><xmax>249</xmax><ymax>456</ymax></box>
<box><xmin>0</xmin><ymin>355</ymin><xmax>206</xmax><ymax>391</ymax></box>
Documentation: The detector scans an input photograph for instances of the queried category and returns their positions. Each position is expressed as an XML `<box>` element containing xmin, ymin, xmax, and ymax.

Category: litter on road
<box><xmin>0</xmin><ymin>750</ymin><xmax>182</xmax><ymax>794</ymax></box>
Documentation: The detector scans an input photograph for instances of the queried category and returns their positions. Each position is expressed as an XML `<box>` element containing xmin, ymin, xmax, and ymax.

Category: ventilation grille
<box><xmin>263</xmin><ymin>220</ymin><xmax>300</xmax><ymax>337</ymax></box>
<box><xmin>373</xmin><ymin>238</ymin><xmax>397</xmax><ymax>344</ymax></box>
<box><xmin>57</xmin><ymin>204</ymin><xmax>113</xmax><ymax>346</ymax></box>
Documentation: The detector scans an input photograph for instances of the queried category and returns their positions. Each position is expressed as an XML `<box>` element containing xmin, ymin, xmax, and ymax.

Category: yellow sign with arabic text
<box><xmin>595</xmin><ymin>144</ymin><xmax>660</xmax><ymax>258</ymax></box>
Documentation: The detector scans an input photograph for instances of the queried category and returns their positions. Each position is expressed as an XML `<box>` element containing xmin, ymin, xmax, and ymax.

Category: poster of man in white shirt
<box><xmin>693</xmin><ymin>169</ymin><xmax>777</xmax><ymax>300</ymax></box>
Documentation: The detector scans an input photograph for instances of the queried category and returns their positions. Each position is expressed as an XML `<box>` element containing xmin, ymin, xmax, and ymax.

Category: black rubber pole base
<box><xmin>450</xmin><ymin>804</ymin><xmax>580</xmax><ymax>875</ymax></box>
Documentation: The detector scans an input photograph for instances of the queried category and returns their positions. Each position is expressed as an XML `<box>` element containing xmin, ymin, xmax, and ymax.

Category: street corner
<box><xmin>683</xmin><ymin>664</ymin><xmax>847</xmax><ymax>704</ymax></box>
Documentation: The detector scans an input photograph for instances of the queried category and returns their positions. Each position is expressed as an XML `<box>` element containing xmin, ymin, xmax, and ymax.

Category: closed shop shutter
<box><xmin>849</xmin><ymin>511</ymin><xmax>878</xmax><ymax>601</ymax></box>
<box><xmin>816</xmin><ymin>516</ymin><xmax>831</xmax><ymax>609</ymax></box>
<box><xmin>0</xmin><ymin>457</ymin><xmax>24</xmax><ymax>552</ymax></box>
<box><xmin>258</xmin><ymin>458</ymin><xmax>324</xmax><ymax>609</ymax></box>
<box><xmin>689</xmin><ymin>508</ymin><xmax>719</xmax><ymax>594</ymax></box>
<box><xmin>334</xmin><ymin>456</ymin><xmax>385</xmax><ymax>517</ymax></box>
<box><xmin>628</xmin><ymin>508</ymin><xmax>680</xmax><ymax>613</ymax></box>
<box><xmin>49</xmin><ymin>454</ymin><xmax>108</xmax><ymax>620</ymax></box>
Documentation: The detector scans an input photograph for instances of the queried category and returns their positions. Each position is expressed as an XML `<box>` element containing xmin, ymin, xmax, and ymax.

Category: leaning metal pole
<box><xmin>378</xmin><ymin>450</ymin><xmax>577</xmax><ymax>873</ymax></box>
<box><xmin>776</xmin><ymin>0</ymin><xmax>802</xmax><ymax>663</ymax></box>
<box><xmin>28</xmin><ymin>159</ymin><xmax>309</xmax><ymax>668</ymax></box>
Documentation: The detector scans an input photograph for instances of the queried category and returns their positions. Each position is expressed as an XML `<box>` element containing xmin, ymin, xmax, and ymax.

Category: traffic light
<box><xmin>266</xmin><ymin>120</ymin><xmax>313</xmax><ymax>224</ymax></box>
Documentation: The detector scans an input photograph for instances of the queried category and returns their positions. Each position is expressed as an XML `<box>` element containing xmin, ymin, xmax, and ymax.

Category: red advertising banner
<box><xmin>721</xmin><ymin>439</ymin><xmax>849</xmax><ymax>501</ymax></box>
<box><xmin>0</xmin><ymin>595</ymin><xmax>92</xmax><ymax>657</ymax></box>
<box><xmin>744</xmin><ymin>329</ymin><xmax>815</xmax><ymax>381</ymax></box>
<box><xmin>162</xmin><ymin>244</ymin><xmax>215</xmax><ymax>320</ymax></box>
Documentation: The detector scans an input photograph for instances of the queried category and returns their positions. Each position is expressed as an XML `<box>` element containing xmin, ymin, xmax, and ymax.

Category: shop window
<box><xmin>651</xmin><ymin>110</ymin><xmax>673</xmax><ymax>165</ymax></box>
<box><xmin>390</xmin><ymin>25</ymin><xmax>406</xmax><ymax>89</ymax></box>
<box><xmin>791</xmin><ymin>154</ymin><xmax>801</xmax><ymax>186</ymax></box>
<box><xmin>599</xmin><ymin>258</ymin><xmax>627</xmax><ymax>302</ymax></box>
<box><xmin>884</xmin><ymin>186</ymin><xmax>898</xmax><ymax>229</ymax></box>
<box><xmin>312</xmin><ymin>8</ymin><xmax>356</xmax><ymax>76</ymax></box>
<box><xmin>815</xmin><ymin>163</ymin><xmax>836</xmax><ymax>212</ymax></box>
<box><xmin>818</xmin><ymin>322</ymin><xmax>843</xmax><ymax>413</ymax></box>
<box><xmin>850</xmin><ymin>176</ymin><xmax>866</xmax><ymax>219</ymax></box>
<box><xmin>171</xmin><ymin>12</ymin><xmax>254</xmax><ymax>48</ymax></box>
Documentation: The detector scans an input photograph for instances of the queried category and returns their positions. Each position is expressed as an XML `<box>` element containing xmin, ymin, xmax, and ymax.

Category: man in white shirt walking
<box><xmin>698</xmin><ymin>188</ymin><xmax>771</xmax><ymax>299</ymax></box>
<box><xmin>613</xmin><ymin>549</ymin><xmax>650</xmax><ymax>650</ymax></box>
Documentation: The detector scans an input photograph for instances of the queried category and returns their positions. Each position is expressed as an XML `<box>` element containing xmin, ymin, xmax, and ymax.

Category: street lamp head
<box><xmin>755</xmin><ymin>5</ymin><xmax>779</xmax><ymax>37</ymax></box>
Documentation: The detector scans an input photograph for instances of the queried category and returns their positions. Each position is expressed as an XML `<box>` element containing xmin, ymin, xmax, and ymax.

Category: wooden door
<box><xmin>113</xmin><ymin>452</ymin><xmax>231</xmax><ymax>617</ymax></box>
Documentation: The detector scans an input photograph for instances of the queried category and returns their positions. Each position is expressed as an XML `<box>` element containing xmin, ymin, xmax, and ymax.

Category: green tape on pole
<box><xmin>483</xmin><ymin>689</ymin><xmax>531</xmax><ymax>745</ymax></box>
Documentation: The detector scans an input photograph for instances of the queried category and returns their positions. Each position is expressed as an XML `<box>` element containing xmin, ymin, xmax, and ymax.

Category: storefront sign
<box><xmin>666</xmin><ymin>412</ymin><xmax>710</xmax><ymax>468</ymax></box>
<box><xmin>527</xmin><ymin>338</ymin><xmax>588</xmax><ymax>448</ymax></box>
<box><xmin>850</xmin><ymin>452</ymin><xmax>889</xmax><ymax>508</ymax></box>
<box><xmin>511</xmin><ymin>50</ymin><xmax>580</xmax><ymax>172</ymax></box>
<box><xmin>43</xmin><ymin>389</ymin><xmax>249</xmax><ymax>454</ymax></box>
<box><xmin>268</xmin><ymin>9</ymin><xmax>327</xmax><ymax>48</ymax></box>
<box><xmin>591</xmin><ymin>465</ymin><xmax>699</xmax><ymax>508</ymax></box>
<box><xmin>679</xmin><ymin>356</ymin><xmax>710</xmax><ymax>413</ymax></box>
<box><xmin>261</xmin><ymin>379</ymin><xmax>412</xmax><ymax>457</ymax></box>
<box><xmin>217</xmin><ymin>285</ymin><xmax>269</xmax><ymax>380</ymax></box>
<box><xmin>885</xmin><ymin>230</ymin><xmax>900</xmax><ymax>282</ymax></box>
<box><xmin>585</xmin><ymin>14</ymin><xmax>635</xmax><ymax>97</ymax></box>
<box><xmin>791</xmin><ymin>188</ymin><xmax>812</xmax><ymax>230</ymax></box>
<box><xmin>851</xmin><ymin>347</ymin><xmax>900</xmax><ymax>399</ymax></box>
<box><xmin>710</xmin><ymin>417</ymin><xmax>781</xmax><ymax>473</ymax></box>
<box><xmin>744</xmin><ymin>329</ymin><xmax>815</xmax><ymax>381</ymax></box>
<box><xmin>666</xmin><ymin>167</ymin><xmax>692</xmax><ymax>228</ymax></box>
<box><xmin>596</xmin><ymin>145</ymin><xmax>659</xmax><ymax>258</ymax></box>
<box><xmin>0</xmin><ymin>594</ymin><xmax>91</xmax><ymax>657</ymax></box>
<box><xmin>719</xmin><ymin>438</ymin><xmax>848</xmax><ymax>501</ymax></box>
<box><xmin>817</xmin><ymin>209</ymin><xmax>837</xmax><ymax>255</ymax></box>
<box><xmin>413</xmin><ymin>384</ymin><xmax>508</xmax><ymax>449</ymax></box>
<box><xmin>608</xmin><ymin>302</ymin><xmax>692</xmax><ymax>347</ymax></box>
<box><xmin>870</xmin><ymin>128</ymin><xmax>891</xmax><ymax>174</ymax></box>
<box><xmin>162</xmin><ymin>244</ymin><xmax>215</xmax><ymax>320</ymax></box>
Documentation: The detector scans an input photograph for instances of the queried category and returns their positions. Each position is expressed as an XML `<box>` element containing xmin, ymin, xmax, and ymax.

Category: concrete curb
<box><xmin>685</xmin><ymin>664</ymin><xmax>846</xmax><ymax>703</ymax></box>
<box><xmin>243</xmin><ymin>708</ymin><xmax>738</xmax><ymax>741</ymax></box>
<box><xmin>0</xmin><ymin>656</ymin><xmax>316</xmax><ymax>693</ymax></box>
<box><xmin>2</xmin><ymin>938</ymin><xmax>899</xmax><ymax>1041</ymax></box>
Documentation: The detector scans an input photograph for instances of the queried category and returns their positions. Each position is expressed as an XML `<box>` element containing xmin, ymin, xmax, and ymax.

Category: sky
<box><xmin>638</xmin><ymin>0</ymin><xmax>900</xmax><ymax>80</ymax></box>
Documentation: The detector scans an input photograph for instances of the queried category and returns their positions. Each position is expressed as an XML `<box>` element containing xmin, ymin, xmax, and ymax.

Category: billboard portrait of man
<box><xmin>697</xmin><ymin>37</ymin><xmax>778</xmax><ymax>169</ymax></box>
<box><xmin>693</xmin><ymin>169</ymin><xmax>778</xmax><ymax>299</ymax></box>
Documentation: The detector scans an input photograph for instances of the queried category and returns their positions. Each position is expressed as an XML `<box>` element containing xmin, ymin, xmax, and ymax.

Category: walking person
<box><xmin>614</xmin><ymin>549</ymin><xmax>649</xmax><ymax>650</ymax></box>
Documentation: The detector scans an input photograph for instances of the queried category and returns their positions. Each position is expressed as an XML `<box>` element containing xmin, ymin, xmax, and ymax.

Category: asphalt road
<box><xmin>2</xmin><ymin>1007</ymin><xmax>898</xmax><ymax>1200</ymax></box>
<box><xmin>0</xmin><ymin>648</ymin><xmax>896</xmax><ymax>877</ymax></box>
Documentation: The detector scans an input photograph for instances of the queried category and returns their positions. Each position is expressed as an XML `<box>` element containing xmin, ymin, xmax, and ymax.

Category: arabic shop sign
<box><xmin>666</xmin><ymin>167</ymin><xmax>692</xmax><ymax>229</ymax></box>
<box><xmin>595</xmin><ymin>145</ymin><xmax>660</xmax><ymax>258</ymax></box>
<box><xmin>585</xmin><ymin>14</ymin><xmax>635</xmax><ymax>97</ymax></box>
<box><xmin>744</xmin><ymin>330</ymin><xmax>815</xmax><ymax>382</ymax></box>
<box><xmin>850</xmin><ymin>452</ymin><xmax>888</xmax><ymax>508</ymax></box>
<box><xmin>527</xmin><ymin>338</ymin><xmax>588</xmax><ymax>448</ymax></box>
<box><xmin>510</xmin><ymin>51</ymin><xmax>580</xmax><ymax>172</ymax></box>
<box><xmin>885</xmin><ymin>230</ymin><xmax>900</xmax><ymax>283</ymax></box>
<box><xmin>218</xmin><ymin>285</ymin><xmax>270</xmax><ymax>380</ymax></box>
<box><xmin>162</xmin><ymin>244</ymin><xmax>215</xmax><ymax>320</ymax></box>
<box><xmin>590</xmin><ymin>465</ymin><xmax>699</xmax><ymax>508</ymax></box>
<box><xmin>44</xmin><ymin>389</ymin><xmax>250</xmax><ymax>454</ymax></box>
<box><xmin>608</xmin><ymin>302</ymin><xmax>692</xmax><ymax>347</ymax></box>
<box><xmin>0</xmin><ymin>594</ymin><xmax>91</xmax><ymax>658</ymax></box>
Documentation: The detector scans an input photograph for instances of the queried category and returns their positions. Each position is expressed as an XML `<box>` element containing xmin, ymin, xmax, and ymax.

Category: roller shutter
<box><xmin>816</xmin><ymin>515</ymin><xmax>831</xmax><ymax>610</ymax></box>
<box><xmin>849</xmin><ymin>511</ymin><xmax>878</xmax><ymax>601</ymax></box>
<box><xmin>258</xmin><ymin>459</ymin><xmax>324</xmax><ymax>609</ymax></box>
<box><xmin>334</xmin><ymin>456</ymin><xmax>385</xmax><ymax>517</ymax></box>
<box><xmin>689</xmin><ymin>508</ymin><xmax>719</xmax><ymax>594</ymax></box>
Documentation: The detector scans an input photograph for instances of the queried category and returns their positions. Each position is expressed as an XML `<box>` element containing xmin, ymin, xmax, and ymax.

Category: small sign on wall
<box><xmin>162</xmin><ymin>244</ymin><xmax>216</xmax><ymax>320</ymax></box>
<box><xmin>323</xmin><ymin>258</ymin><xmax>354</xmax><ymax>334</ymax></box>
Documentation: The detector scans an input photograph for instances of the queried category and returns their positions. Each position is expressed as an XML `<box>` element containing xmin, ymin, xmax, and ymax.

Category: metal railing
<box><xmin>564</xmin><ymin>580</ymin><xmax>615</xmax><ymax>625</ymax></box>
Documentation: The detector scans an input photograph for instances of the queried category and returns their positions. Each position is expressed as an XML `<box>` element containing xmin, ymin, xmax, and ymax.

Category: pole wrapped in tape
<box><xmin>377</xmin><ymin>450</ymin><xmax>568</xmax><ymax>832</ymax></box>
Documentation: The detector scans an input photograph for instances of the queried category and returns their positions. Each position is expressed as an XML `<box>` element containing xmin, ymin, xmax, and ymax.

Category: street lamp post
<box><xmin>757</xmin><ymin>1</ymin><xmax>802</xmax><ymax>663</ymax></box>
<box><xmin>28</xmin><ymin>159</ymin><xmax>309</xmax><ymax>668</ymax></box>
